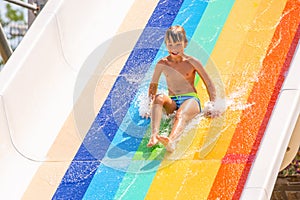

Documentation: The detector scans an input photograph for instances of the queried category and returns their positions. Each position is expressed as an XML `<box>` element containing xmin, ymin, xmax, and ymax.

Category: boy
<box><xmin>144</xmin><ymin>25</ymin><xmax>217</xmax><ymax>152</ymax></box>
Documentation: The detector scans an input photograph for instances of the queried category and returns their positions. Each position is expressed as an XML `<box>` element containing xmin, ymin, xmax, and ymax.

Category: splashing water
<box><xmin>225</xmin><ymin>88</ymin><xmax>255</xmax><ymax>111</ymax></box>
<box><xmin>137</xmin><ymin>86</ymin><xmax>254</xmax><ymax>121</ymax></box>
<box><xmin>137</xmin><ymin>88</ymin><xmax>168</xmax><ymax>117</ymax></box>
<box><xmin>137</xmin><ymin>92</ymin><xmax>151</xmax><ymax>117</ymax></box>
<box><xmin>136</xmin><ymin>85</ymin><xmax>255</xmax><ymax>157</ymax></box>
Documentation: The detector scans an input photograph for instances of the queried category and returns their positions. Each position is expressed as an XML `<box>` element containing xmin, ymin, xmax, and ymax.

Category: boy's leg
<box><xmin>157</xmin><ymin>98</ymin><xmax>200</xmax><ymax>151</ymax></box>
<box><xmin>147</xmin><ymin>94</ymin><xmax>176</xmax><ymax>147</ymax></box>
<box><xmin>147</xmin><ymin>103</ymin><xmax>162</xmax><ymax>147</ymax></box>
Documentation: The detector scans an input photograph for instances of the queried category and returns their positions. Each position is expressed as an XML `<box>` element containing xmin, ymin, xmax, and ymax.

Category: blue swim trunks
<box><xmin>170</xmin><ymin>92</ymin><xmax>201</xmax><ymax>111</ymax></box>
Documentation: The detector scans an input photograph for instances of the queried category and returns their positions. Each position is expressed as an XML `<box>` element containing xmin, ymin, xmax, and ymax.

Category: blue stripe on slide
<box><xmin>82</xmin><ymin>1</ymin><xmax>210</xmax><ymax>200</ymax></box>
<box><xmin>111</xmin><ymin>1</ymin><xmax>211</xmax><ymax>199</ymax></box>
<box><xmin>112</xmin><ymin>0</ymin><xmax>236</xmax><ymax>198</ymax></box>
<box><xmin>52</xmin><ymin>1</ymin><xmax>184</xmax><ymax>199</ymax></box>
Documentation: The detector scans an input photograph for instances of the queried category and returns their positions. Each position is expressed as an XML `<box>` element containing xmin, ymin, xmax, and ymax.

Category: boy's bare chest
<box><xmin>163</xmin><ymin>61</ymin><xmax>195</xmax><ymax>77</ymax></box>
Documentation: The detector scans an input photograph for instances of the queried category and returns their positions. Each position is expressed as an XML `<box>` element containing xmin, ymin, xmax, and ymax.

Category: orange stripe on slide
<box><xmin>208</xmin><ymin>0</ymin><xmax>300</xmax><ymax>199</ymax></box>
<box><xmin>232</xmin><ymin>22</ymin><xmax>300</xmax><ymax>200</ymax></box>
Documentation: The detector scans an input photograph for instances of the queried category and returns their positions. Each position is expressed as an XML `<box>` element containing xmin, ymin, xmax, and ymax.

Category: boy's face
<box><xmin>166</xmin><ymin>39</ymin><xmax>186</xmax><ymax>57</ymax></box>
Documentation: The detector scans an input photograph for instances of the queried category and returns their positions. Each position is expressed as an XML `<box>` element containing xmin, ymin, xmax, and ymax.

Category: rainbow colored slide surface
<box><xmin>0</xmin><ymin>0</ymin><xmax>299</xmax><ymax>199</ymax></box>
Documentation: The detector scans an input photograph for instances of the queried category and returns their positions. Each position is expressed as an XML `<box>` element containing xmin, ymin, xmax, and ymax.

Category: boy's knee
<box><xmin>175</xmin><ymin>110</ymin><xmax>190</xmax><ymax>123</ymax></box>
<box><xmin>153</xmin><ymin>94</ymin><xmax>164</xmax><ymax>105</ymax></box>
<box><xmin>175</xmin><ymin>110</ymin><xmax>184</xmax><ymax>120</ymax></box>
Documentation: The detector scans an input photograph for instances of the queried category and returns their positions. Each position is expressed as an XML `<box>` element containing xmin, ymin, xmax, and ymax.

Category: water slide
<box><xmin>0</xmin><ymin>0</ymin><xmax>299</xmax><ymax>199</ymax></box>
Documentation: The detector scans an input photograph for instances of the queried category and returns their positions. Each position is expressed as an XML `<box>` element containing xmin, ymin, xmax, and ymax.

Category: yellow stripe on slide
<box><xmin>204</xmin><ymin>0</ymin><xmax>288</xmax><ymax>160</ymax></box>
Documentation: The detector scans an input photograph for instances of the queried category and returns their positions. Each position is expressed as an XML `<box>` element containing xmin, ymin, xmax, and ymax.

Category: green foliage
<box><xmin>0</xmin><ymin>1</ymin><xmax>27</xmax><ymax>66</ymax></box>
<box><xmin>5</xmin><ymin>4</ymin><xmax>25</xmax><ymax>23</ymax></box>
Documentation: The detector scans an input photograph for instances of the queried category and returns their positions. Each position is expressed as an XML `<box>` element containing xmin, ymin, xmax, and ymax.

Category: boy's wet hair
<box><xmin>165</xmin><ymin>25</ymin><xmax>188</xmax><ymax>44</ymax></box>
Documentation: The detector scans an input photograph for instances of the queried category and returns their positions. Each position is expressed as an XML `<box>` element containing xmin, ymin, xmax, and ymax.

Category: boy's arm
<box><xmin>148</xmin><ymin>61</ymin><xmax>163</xmax><ymax>100</ymax></box>
<box><xmin>148</xmin><ymin>83</ymin><xmax>158</xmax><ymax>100</ymax></box>
<box><xmin>199</xmin><ymin>69</ymin><xmax>216</xmax><ymax>102</ymax></box>
<box><xmin>140</xmin><ymin>62</ymin><xmax>163</xmax><ymax>119</ymax></box>
<box><xmin>190</xmin><ymin>58</ymin><xmax>216</xmax><ymax>102</ymax></box>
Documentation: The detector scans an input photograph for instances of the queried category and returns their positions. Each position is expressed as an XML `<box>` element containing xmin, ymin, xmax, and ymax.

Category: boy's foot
<box><xmin>147</xmin><ymin>135</ymin><xmax>158</xmax><ymax>147</ymax></box>
<box><xmin>157</xmin><ymin>135</ymin><xmax>176</xmax><ymax>152</ymax></box>
<box><xmin>166</xmin><ymin>142</ymin><xmax>176</xmax><ymax>153</ymax></box>
<box><xmin>156</xmin><ymin>135</ymin><xmax>170</xmax><ymax>147</ymax></box>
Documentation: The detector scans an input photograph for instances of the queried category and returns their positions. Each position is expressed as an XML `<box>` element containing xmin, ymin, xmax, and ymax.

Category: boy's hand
<box><xmin>141</xmin><ymin>111</ymin><xmax>151</xmax><ymax>119</ymax></box>
<box><xmin>203</xmin><ymin>101</ymin><xmax>223</xmax><ymax>118</ymax></box>
<box><xmin>204</xmin><ymin>110</ymin><xmax>221</xmax><ymax>118</ymax></box>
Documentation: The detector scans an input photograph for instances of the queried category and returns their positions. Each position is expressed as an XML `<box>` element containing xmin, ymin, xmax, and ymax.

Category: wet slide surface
<box><xmin>2</xmin><ymin>0</ymin><xmax>299</xmax><ymax>199</ymax></box>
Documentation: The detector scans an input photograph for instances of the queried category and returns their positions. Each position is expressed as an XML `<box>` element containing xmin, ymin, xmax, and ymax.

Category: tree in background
<box><xmin>2</xmin><ymin>2</ymin><xmax>27</xmax><ymax>47</ymax></box>
<box><xmin>0</xmin><ymin>2</ymin><xmax>27</xmax><ymax>67</ymax></box>
<box><xmin>5</xmin><ymin>3</ymin><xmax>26</xmax><ymax>23</ymax></box>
